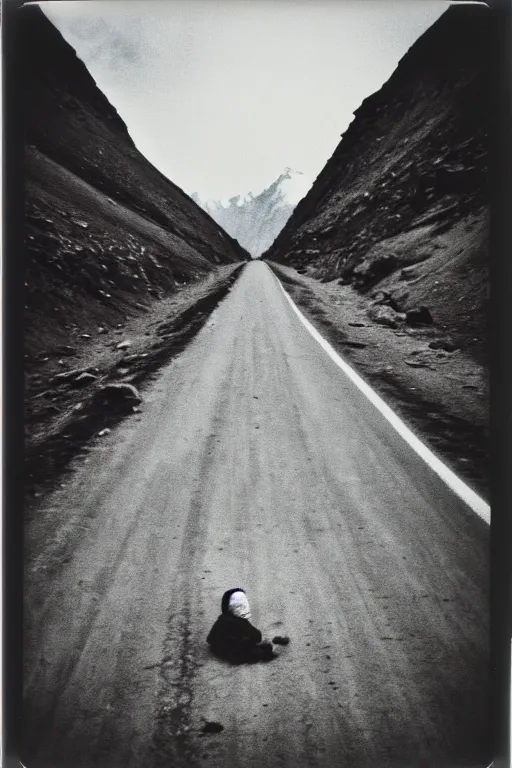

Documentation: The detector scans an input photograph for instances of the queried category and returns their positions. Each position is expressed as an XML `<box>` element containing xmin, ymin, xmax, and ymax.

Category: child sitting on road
<box><xmin>206</xmin><ymin>588</ymin><xmax>275</xmax><ymax>663</ymax></box>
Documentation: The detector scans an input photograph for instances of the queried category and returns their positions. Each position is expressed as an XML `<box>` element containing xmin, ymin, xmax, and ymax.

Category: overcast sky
<box><xmin>40</xmin><ymin>0</ymin><xmax>451</xmax><ymax>201</ymax></box>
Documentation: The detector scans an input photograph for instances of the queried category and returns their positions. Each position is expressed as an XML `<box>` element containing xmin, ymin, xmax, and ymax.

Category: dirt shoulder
<box><xmin>266</xmin><ymin>260</ymin><xmax>488</xmax><ymax>499</ymax></box>
<box><xmin>25</xmin><ymin>263</ymin><xmax>246</xmax><ymax>497</ymax></box>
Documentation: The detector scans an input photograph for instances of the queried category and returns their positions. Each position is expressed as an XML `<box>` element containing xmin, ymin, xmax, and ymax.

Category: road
<box><xmin>23</xmin><ymin>261</ymin><xmax>490</xmax><ymax>768</ymax></box>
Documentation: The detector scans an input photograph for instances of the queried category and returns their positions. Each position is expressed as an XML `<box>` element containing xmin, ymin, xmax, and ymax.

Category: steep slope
<box><xmin>193</xmin><ymin>169</ymin><xmax>311</xmax><ymax>257</ymax></box>
<box><xmin>22</xmin><ymin>5</ymin><xmax>249</xmax><ymax>357</ymax></box>
<box><xmin>264</xmin><ymin>5</ymin><xmax>488</xmax><ymax>363</ymax></box>
<box><xmin>19</xmin><ymin>5</ymin><xmax>249</xmax><ymax>489</ymax></box>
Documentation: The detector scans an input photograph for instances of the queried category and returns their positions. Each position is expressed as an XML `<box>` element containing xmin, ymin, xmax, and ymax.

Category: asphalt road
<box><xmin>23</xmin><ymin>261</ymin><xmax>490</xmax><ymax>768</ymax></box>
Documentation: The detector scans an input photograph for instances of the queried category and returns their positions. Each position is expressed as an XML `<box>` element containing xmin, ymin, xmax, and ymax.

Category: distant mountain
<box><xmin>193</xmin><ymin>169</ymin><xmax>312</xmax><ymax>258</ymax></box>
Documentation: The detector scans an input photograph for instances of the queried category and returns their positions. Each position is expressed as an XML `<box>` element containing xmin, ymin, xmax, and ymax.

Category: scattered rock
<box><xmin>348</xmin><ymin>322</ymin><xmax>366</xmax><ymax>327</ymax></box>
<box><xmin>343</xmin><ymin>340</ymin><xmax>368</xmax><ymax>349</ymax></box>
<box><xmin>52</xmin><ymin>368</ymin><xmax>87</xmax><ymax>382</ymax></box>
<box><xmin>405</xmin><ymin>359</ymin><xmax>431</xmax><ymax>368</ymax></box>
<box><xmin>405</xmin><ymin>307</ymin><xmax>434</xmax><ymax>326</ymax></box>
<box><xmin>80</xmin><ymin>334</ymin><xmax>92</xmax><ymax>339</ymax></box>
<box><xmin>98</xmin><ymin>428</ymin><xmax>111</xmax><ymax>437</ymax></box>
<box><xmin>353</xmin><ymin>253</ymin><xmax>397</xmax><ymax>288</ymax></box>
<box><xmin>428</xmin><ymin>338</ymin><xmax>458</xmax><ymax>352</ymax></box>
<box><xmin>372</xmin><ymin>291</ymin><xmax>401</xmax><ymax>311</ymax></box>
<box><xmin>116</xmin><ymin>340</ymin><xmax>132</xmax><ymax>350</ymax></box>
<box><xmin>272</xmin><ymin>636</ymin><xmax>290</xmax><ymax>645</ymax></box>
<box><xmin>55</xmin><ymin>345</ymin><xmax>77</xmax><ymax>357</ymax></box>
<box><xmin>33</xmin><ymin>390</ymin><xmax>50</xmax><ymax>400</ymax></box>
<box><xmin>98</xmin><ymin>326</ymin><xmax>108</xmax><ymax>334</ymax></box>
<box><xmin>96</xmin><ymin>383</ymin><xmax>142</xmax><ymax>406</ymax></box>
<box><xmin>201</xmin><ymin>721</ymin><xmax>224</xmax><ymax>735</ymax></box>
<box><xmin>399</xmin><ymin>265</ymin><xmax>419</xmax><ymax>281</ymax></box>
<box><xmin>368</xmin><ymin>305</ymin><xmax>401</xmax><ymax>329</ymax></box>
<box><xmin>72</xmin><ymin>372</ymin><xmax>98</xmax><ymax>386</ymax></box>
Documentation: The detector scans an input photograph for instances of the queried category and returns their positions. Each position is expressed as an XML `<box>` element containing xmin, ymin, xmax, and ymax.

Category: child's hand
<box><xmin>256</xmin><ymin>640</ymin><xmax>275</xmax><ymax>661</ymax></box>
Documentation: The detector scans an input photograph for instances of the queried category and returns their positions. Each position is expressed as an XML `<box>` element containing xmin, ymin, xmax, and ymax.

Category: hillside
<box><xmin>264</xmin><ymin>4</ymin><xmax>489</xmax><ymax>364</ymax></box>
<box><xmin>20</xmin><ymin>5</ymin><xmax>249</xmax><ymax>489</ymax></box>
<box><xmin>193</xmin><ymin>169</ymin><xmax>311</xmax><ymax>257</ymax></box>
<box><xmin>22</xmin><ymin>5</ymin><xmax>248</xmax><ymax>359</ymax></box>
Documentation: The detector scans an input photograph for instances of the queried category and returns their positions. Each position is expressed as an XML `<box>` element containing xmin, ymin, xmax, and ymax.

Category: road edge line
<box><xmin>275</xmin><ymin>276</ymin><xmax>490</xmax><ymax>525</ymax></box>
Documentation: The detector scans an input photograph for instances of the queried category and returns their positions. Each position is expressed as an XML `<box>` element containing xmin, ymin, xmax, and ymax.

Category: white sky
<box><xmin>39</xmin><ymin>0</ymin><xmax>452</xmax><ymax>201</ymax></box>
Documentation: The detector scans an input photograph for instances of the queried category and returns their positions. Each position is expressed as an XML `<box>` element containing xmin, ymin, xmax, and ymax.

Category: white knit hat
<box><xmin>228</xmin><ymin>590</ymin><xmax>252</xmax><ymax>621</ymax></box>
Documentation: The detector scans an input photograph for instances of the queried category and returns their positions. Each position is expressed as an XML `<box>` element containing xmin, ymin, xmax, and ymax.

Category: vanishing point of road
<box><xmin>24</xmin><ymin>261</ymin><xmax>490</xmax><ymax>768</ymax></box>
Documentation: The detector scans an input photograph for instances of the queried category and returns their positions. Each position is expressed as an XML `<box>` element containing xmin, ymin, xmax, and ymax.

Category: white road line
<box><xmin>275</xmin><ymin>276</ymin><xmax>490</xmax><ymax>525</ymax></box>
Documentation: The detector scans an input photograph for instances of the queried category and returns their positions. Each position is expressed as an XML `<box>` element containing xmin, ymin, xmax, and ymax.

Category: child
<box><xmin>207</xmin><ymin>588</ymin><xmax>275</xmax><ymax>662</ymax></box>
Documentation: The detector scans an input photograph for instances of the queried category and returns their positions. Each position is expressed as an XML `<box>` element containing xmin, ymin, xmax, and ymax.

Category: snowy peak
<box><xmin>192</xmin><ymin>169</ymin><xmax>312</xmax><ymax>257</ymax></box>
<box><xmin>276</xmin><ymin>168</ymin><xmax>311</xmax><ymax>206</ymax></box>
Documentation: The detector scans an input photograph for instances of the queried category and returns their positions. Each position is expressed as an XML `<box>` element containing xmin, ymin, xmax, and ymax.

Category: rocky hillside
<box><xmin>22</xmin><ymin>5</ymin><xmax>249</xmax><ymax>358</ymax></box>
<box><xmin>193</xmin><ymin>169</ymin><xmax>311</xmax><ymax>258</ymax></box>
<box><xmin>264</xmin><ymin>4</ymin><xmax>489</xmax><ymax>363</ymax></box>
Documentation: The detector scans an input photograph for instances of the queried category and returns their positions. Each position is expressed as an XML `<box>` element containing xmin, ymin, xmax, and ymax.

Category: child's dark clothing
<box><xmin>207</xmin><ymin>588</ymin><xmax>274</xmax><ymax>662</ymax></box>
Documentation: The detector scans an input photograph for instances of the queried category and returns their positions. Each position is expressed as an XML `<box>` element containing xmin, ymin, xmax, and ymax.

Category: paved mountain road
<box><xmin>24</xmin><ymin>261</ymin><xmax>490</xmax><ymax>768</ymax></box>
